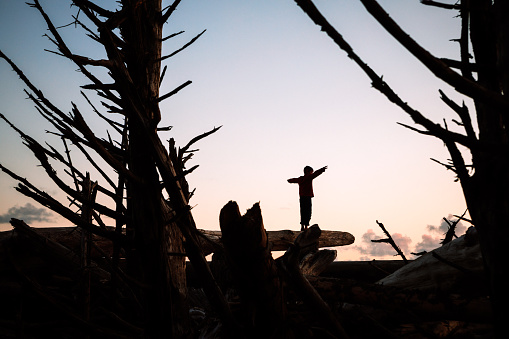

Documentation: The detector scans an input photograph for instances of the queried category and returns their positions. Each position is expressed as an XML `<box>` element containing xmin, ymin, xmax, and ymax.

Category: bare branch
<box><xmin>0</xmin><ymin>164</ymin><xmax>125</xmax><ymax>244</ymax></box>
<box><xmin>162</xmin><ymin>30</ymin><xmax>184</xmax><ymax>42</ymax></box>
<box><xmin>442</xmin><ymin>210</ymin><xmax>467</xmax><ymax>244</ymax></box>
<box><xmin>161</xmin><ymin>0</ymin><xmax>182</xmax><ymax>24</ymax></box>
<box><xmin>80</xmin><ymin>91</ymin><xmax>124</xmax><ymax>135</ymax></box>
<box><xmin>160</xmin><ymin>65</ymin><xmax>168</xmax><ymax>85</ymax></box>
<box><xmin>373</xmin><ymin>220</ymin><xmax>408</xmax><ymax>263</ymax></box>
<box><xmin>359</xmin><ymin>0</ymin><xmax>509</xmax><ymax>110</ymax></box>
<box><xmin>62</xmin><ymin>137</ymin><xmax>80</xmax><ymax>191</ymax></box>
<box><xmin>31</xmin><ymin>0</ymin><xmax>120</xmax><ymax>104</ymax></box>
<box><xmin>440</xmin><ymin>58</ymin><xmax>479</xmax><ymax>73</ymax></box>
<box><xmin>458</xmin><ymin>1</ymin><xmax>474</xmax><ymax>81</ymax></box>
<box><xmin>438</xmin><ymin>89</ymin><xmax>477</xmax><ymax>142</ymax></box>
<box><xmin>179</xmin><ymin>126</ymin><xmax>222</xmax><ymax>157</ymax></box>
<box><xmin>71</xmin><ymin>0</ymin><xmax>114</xmax><ymax>18</ymax></box>
<box><xmin>157</xmin><ymin>80</ymin><xmax>192</xmax><ymax>102</ymax></box>
<box><xmin>159</xmin><ymin>30</ymin><xmax>206</xmax><ymax>62</ymax></box>
<box><xmin>293</xmin><ymin>0</ymin><xmax>476</xmax><ymax>150</ymax></box>
<box><xmin>70</xmin><ymin>104</ymin><xmax>139</xmax><ymax>184</ymax></box>
<box><xmin>420</xmin><ymin>0</ymin><xmax>460</xmax><ymax>10</ymax></box>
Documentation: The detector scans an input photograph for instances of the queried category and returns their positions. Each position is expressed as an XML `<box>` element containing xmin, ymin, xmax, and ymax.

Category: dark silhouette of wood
<box><xmin>308</xmin><ymin>276</ymin><xmax>493</xmax><ymax>323</ymax></box>
<box><xmin>371</xmin><ymin>220</ymin><xmax>408</xmax><ymax>263</ymax></box>
<box><xmin>219</xmin><ymin>201</ymin><xmax>287</xmax><ymax>338</ymax></box>
<box><xmin>320</xmin><ymin>260</ymin><xmax>408</xmax><ymax>283</ymax></box>
<box><xmin>294</xmin><ymin>0</ymin><xmax>509</xmax><ymax>334</ymax></box>
<box><xmin>277</xmin><ymin>225</ymin><xmax>349</xmax><ymax>339</ymax></box>
<box><xmin>200</xmin><ymin>228</ymin><xmax>354</xmax><ymax>255</ymax></box>
<box><xmin>1</xmin><ymin>0</ymin><xmax>500</xmax><ymax>337</ymax></box>
<box><xmin>300</xmin><ymin>248</ymin><xmax>337</xmax><ymax>276</ymax></box>
<box><xmin>0</xmin><ymin>0</ymin><xmax>229</xmax><ymax>337</ymax></box>
<box><xmin>378</xmin><ymin>227</ymin><xmax>486</xmax><ymax>294</ymax></box>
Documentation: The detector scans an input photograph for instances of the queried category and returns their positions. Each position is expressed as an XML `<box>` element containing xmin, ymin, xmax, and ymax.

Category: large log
<box><xmin>3</xmin><ymin>226</ymin><xmax>355</xmax><ymax>257</ymax></box>
<box><xmin>200</xmin><ymin>228</ymin><xmax>355</xmax><ymax>255</ymax></box>
<box><xmin>307</xmin><ymin>275</ymin><xmax>492</xmax><ymax>322</ymax></box>
<box><xmin>377</xmin><ymin>227</ymin><xmax>486</xmax><ymax>294</ymax></box>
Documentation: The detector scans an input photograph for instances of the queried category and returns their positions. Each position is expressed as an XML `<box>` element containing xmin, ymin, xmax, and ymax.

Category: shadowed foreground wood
<box><xmin>378</xmin><ymin>226</ymin><xmax>485</xmax><ymax>293</ymax></box>
<box><xmin>1</xmin><ymin>214</ymin><xmax>493</xmax><ymax>337</ymax></box>
<box><xmin>219</xmin><ymin>201</ymin><xmax>287</xmax><ymax>338</ymax></box>
<box><xmin>308</xmin><ymin>275</ymin><xmax>492</xmax><ymax>322</ymax></box>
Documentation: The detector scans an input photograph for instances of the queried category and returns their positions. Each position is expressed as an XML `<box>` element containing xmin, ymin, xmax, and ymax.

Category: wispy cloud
<box><xmin>353</xmin><ymin>229</ymin><xmax>412</xmax><ymax>258</ymax></box>
<box><xmin>414</xmin><ymin>234</ymin><xmax>441</xmax><ymax>253</ymax></box>
<box><xmin>0</xmin><ymin>203</ymin><xmax>54</xmax><ymax>224</ymax></box>
<box><xmin>341</xmin><ymin>214</ymin><xmax>469</xmax><ymax>261</ymax></box>
<box><xmin>427</xmin><ymin>214</ymin><xmax>467</xmax><ymax>236</ymax></box>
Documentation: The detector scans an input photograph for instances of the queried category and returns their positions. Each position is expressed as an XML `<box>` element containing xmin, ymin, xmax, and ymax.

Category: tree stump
<box><xmin>219</xmin><ymin>201</ymin><xmax>287</xmax><ymax>338</ymax></box>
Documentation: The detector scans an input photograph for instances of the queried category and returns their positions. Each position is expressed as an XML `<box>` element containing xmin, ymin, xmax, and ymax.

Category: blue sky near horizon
<box><xmin>0</xmin><ymin>0</ymin><xmax>469</xmax><ymax>260</ymax></box>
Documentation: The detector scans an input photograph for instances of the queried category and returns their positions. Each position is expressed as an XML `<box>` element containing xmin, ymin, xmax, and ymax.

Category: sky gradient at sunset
<box><xmin>0</xmin><ymin>1</ymin><xmax>469</xmax><ymax>260</ymax></box>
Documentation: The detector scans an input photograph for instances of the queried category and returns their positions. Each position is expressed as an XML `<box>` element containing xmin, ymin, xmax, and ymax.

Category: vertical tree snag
<box><xmin>0</xmin><ymin>0</ymin><xmax>223</xmax><ymax>337</ymax></box>
<box><xmin>294</xmin><ymin>0</ymin><xmax>509</xmax><ymax>334</ymax></box>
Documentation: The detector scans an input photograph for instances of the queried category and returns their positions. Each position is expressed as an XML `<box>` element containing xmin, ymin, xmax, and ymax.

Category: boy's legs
<box><xmin>299</xmin><ymin>196</ymin><xmax>312</xmax><ymax>231</ymax></box>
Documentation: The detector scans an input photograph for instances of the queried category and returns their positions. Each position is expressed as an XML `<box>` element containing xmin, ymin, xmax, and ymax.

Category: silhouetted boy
<box><xmin>288</xmin><ymin>165</ymin><xmax>327</xmax><ymax>231</ymax></box>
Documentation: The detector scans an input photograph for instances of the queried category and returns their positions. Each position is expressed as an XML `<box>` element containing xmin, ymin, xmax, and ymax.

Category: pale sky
<box><xmin>0</xmin><ymin>1</ymin><xmax>469</xmax><ymax>260</ymax></box>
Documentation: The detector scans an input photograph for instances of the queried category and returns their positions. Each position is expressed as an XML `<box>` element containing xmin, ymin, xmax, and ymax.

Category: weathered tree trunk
<box><xmin>461</xmin><ymin>1</ymin><xmax>509</xmax><ymax>333</ymax></box>
<box><xmin>293</xmin><ymin>0</ymin><xmax>509</xmax><ymax>333</ymax></box>
<box><xmin>219</xmin><ymin>201</ymin><xmax>287</xmax><ymax>338</ymax></box>
<box><xmin>119</xmin><ymin>1</ymin><xmax>187</xmax><ymax>337</ymax></box>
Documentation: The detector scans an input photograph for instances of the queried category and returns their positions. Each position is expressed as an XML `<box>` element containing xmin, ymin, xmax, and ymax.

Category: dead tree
<box><xmin>219</xmin><ymin>201</ymin><xmax>287</xmax><ymax>338</ymax></box>
<box><xmin>0</xmin><ymin>0</ymin><xmax>231</xmax><ymax>337</ymax></box>
<box><xmin>294</xmin><ymin>0</ymin><xmax>509</xmax><ymax>334</ymax></box>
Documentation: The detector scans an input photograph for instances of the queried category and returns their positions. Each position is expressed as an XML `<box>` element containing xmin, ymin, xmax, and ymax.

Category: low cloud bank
<box><xmin>349</xmin><ymin>214</ymin><xmax>467</xmax><ymax>261</ymax></box>
<box><xmin>0</xmin><ymin>203</ymin><xmax>54</xmax><ymax>224</ymax></box>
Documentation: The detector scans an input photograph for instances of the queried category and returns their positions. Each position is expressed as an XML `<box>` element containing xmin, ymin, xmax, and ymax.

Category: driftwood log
<box><xmin>200</xmin><ymin>228</ymin><xmax>354</xmax><ymax>255</ymax></box>
<box><xmin>378</xmin><ymin>226</ymin><xmax>486</xmax><ymax>294</ymax></box>
<box><xmin>1</xmin><ymin>213</ymin><xmax>493</xmax><ymax>337</ymax></box>
<box><xmin>8</xmin><ymin>225</ymin><xmax>355</xmax><ymax>258</ymax></box>
<box><xmin>308</xmin><ymin>275</ymin><xmax>492</xmax><ymax>322</ymax></box>
<box><xmin>300</xmin><ymin>248</ymin><xmax>337</xmax><ymax>276</ymax></box>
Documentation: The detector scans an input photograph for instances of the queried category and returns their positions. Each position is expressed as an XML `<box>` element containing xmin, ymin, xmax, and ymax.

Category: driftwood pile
<box><xmin>0</xmin><ymin>201</ymin><xmax>492</xmax><ymax>338</ymax></box>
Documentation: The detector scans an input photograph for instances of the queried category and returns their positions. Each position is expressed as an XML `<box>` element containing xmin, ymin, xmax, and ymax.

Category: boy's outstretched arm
<box><xmin>313</xmin><ymin>166</ymin><xmax>328</xmax><ymax>178</ymax></box>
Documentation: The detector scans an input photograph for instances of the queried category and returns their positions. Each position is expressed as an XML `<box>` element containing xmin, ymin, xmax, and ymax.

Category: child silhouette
<box><xmin>288</xmin><ymin>165</ymin><xmax>327</xmax><ymax>231</ymax></box>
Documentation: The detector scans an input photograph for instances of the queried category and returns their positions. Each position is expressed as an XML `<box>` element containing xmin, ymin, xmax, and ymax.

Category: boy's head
<box><xmin>304</xmin><ymin>166</ymin><xmax>313</xmax><ymax>174</ymax></box>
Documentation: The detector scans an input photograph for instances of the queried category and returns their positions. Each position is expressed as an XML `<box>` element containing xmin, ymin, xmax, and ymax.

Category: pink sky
<box><xmin>0</xmin><ymin>1</ymin><xmax>469</xmax><ymax>260</ymax></box>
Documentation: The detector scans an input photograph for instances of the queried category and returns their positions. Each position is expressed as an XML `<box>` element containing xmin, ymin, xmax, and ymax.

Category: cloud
<box><xmin>414</xmin><ymin>234</ymin><xmax>441</xmax><ymax>253</ymax></box>
<box><xmin>353</xmin><ymin>229</ymin><xmax>412</xmax><ymax>258</ymax></box>
<box><xmin>414</xmin><ymin>214</ymin><xmax>468</xmax><ymax>254</ymax></box>
<box><xmin>426</xmin><ymin>214</ymin><xmax>467</xmax><ymax>237</ymax></box>
<box><xmin>338</xmin><ymin>213</ymin><xmax>469</xmax><ymax>260</ymax></box>
<box><xmin>0</xmin><ymin>203</ymin><xmax>55</xmax><ymax>224</ymax></box>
